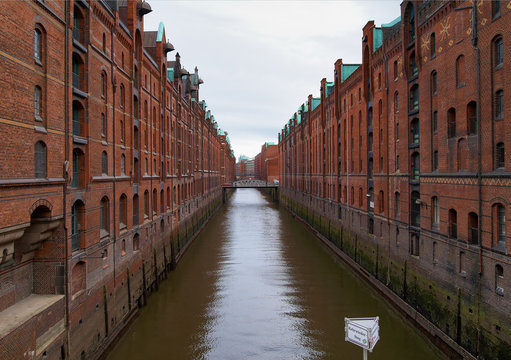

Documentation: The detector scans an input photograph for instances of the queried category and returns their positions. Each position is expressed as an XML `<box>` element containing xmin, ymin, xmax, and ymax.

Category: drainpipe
<box><xmin>63</xmin><ymin>1</ymin><xmax>70</xmax><ymax>357</ymax></box>
<box><xmin>384</xmin><ymin>50</ymin><xmax>391</xmax><ymax>285</ymax></box>
<box><xmin>472</xmin><ymin>0</ymin><xmax>482</xmax><ymax>355</ymax></box>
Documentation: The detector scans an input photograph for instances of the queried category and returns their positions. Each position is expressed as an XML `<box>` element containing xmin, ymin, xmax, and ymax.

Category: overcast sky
<box><xmin>144</xmin><ymin>0</ymin><xmax>402</xmax><ymax>159</ymax></box>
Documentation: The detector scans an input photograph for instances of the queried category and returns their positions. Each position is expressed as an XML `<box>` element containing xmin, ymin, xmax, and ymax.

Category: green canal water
<box><xmin>108</xmin><ymin>189</ymin><xmax>445</xmax><ymax>359</ymax></box>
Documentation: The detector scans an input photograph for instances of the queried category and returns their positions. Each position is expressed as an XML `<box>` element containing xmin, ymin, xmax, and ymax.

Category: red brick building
<box><xmin>0</xmin><ymin>1</ymin><xmax>234</xmax><ymax>359</ymax></box>
<box><xmin>254</xmin><ymin>142</ymin><xmax>279</xmax><ymax>183</ymax></box>
<box><xmin>279</xmin><ymin>1</ymin><xmax>510</xmax><ymax>358</ymax></box>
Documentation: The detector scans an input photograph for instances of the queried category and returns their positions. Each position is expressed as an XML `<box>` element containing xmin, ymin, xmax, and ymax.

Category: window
<box><xmin>34</xmin><ymin>86</ymin><xmax>42</xmax><ymax>120</ymax></box>
<box><xmin>430</xmin><ymin>33</ymin><xmax>436</xmax><ymax>58</ymax></box>
<box><xmin>160</xmin><ymin>190</ymin><xmax>164</xmax><ymax>214</ymax></box>
<box><xmin>100</xmin><ymin>197</ymin><xmax>109</xmax><ymax>235</ymax></box>
<box><xmin>133</xmin><ymin>195</ymin><xmax>139</xmax><ymax>225</ymax></box>
<box><xmin>456</xmin><ymin>55</ymin><xmax>465</xmax><ymax>87</ymax></box>
<box><xmin>378</xmin><ymin>73</ymin><xmax>381</xmax><ymax>90</ymax></box>
<box><xmin>409</xmin><ymin>52</ymin><xmax>418</xmax><ymax>78</ymax></box>
<box><xmin>468</xmin><ymin>212</ymin><xmax>478</xmax><ymax>245</ymax></box>
<box><xmin>121</xmin><ymin>239</ymin><xmax>126</xmax><ymax>256</ymax></box>
<box><xmin>449</xmin><ymin>209</ymin><xmax>458</xmax><ymax>239</ymax></box>
<box><xmin>152</xmin><ymin>189</ymin><xmax>157</xmax><ymax>215</ymax></box>
<box><xmin>120</xmin><ymin>120</ymin><xmax>125</xmax><ymax>143</ymax></box>
<box><xmin>35</xmin><ymin>141</ymin><xmax>47</xmax><ymax>178</ymax></box>
<box><xmin>71</xmin><ymin>201</ymin><xmax>84</xmax><ymax>251</ymax></box>
<box><xmin>396</xmin><ymin>155</ymin><xmax>400</xmax><ymax>170</ymax></box>
<box><xmin>448</xmin><ymin>108</ymin><xmax>456</xmax><ymax>138</ymax></box>
<box><xmin>407</xmin><ymin>3</ymin><xmax>415</xmax><ymax>43</ymax></box>
<box><xmin>72</xmin><ymin>148</ymin><xmax>84</xmax><ymax>188</ymax></box>
<box><xmin>396</xmin><ymin>122</ymin><xmax>399</xmax><ymax>140</ymax></box>
<box><xmin>411</xmin><ymin>118</ymin><xmax>419</xmax><ymax>144</ymax></box>
<box><xmin>433</xmin><ymin>150</ymin><xmax>438</xmax><ymax>171</ymax></box>
<box><xmin>394</xmin><ymin>60</ymin><xmax>398</xmax><ymax>80</ymax></box>
<box><xmin>120</xmin><ymin>194</ymin><xmax>127</xmax><ymax>229</ymax></box>
<box><xmin>121</xmin><ymin>154</ymin><xmax>126</xmax><ymax>175</ymax></box>
<box><xmin>133</xmin><ymin>234</ymin><xmax>140</xmax><ymax>251</ymax></box>
<box><xmin>72</xmin><ymin>101</ymin><xmax>85</xmax><ymax>137</ymax></box>
<box><xmin>433</xmin><ymin>110</ymin><xmax>438</xmax><ymax>132</ymax></box>
<box><xmin>467</xmin><ymin>102</ymin><xmax>477</xmax><ymax>135</ymax></box>
<box><xmin>395</xmin><ymin>192</ymin><xmax>400</xmax><ymax>218</ymax></box>
<box><xmin>102</xmin><ymin>33</ymin><xmax>106</xmax><ymax>53</ymax></box>
<box><xmin>120</xmin><ymin>84</ymin><xmax>125</xmax><ymax>108</ymax></box>
<box><xmin>394</xmin><ymin>92</ymin><xmax>399</xmax><ymax>113</ymax></box>
<box><xmin>144</xmin><ymin>190</ymin><xmax>149</xmax><ymax>218</ymax></box>
<box><xmin>378</xmin><ymin>100</ymin><xmax>383</xmax><ymax>118</ymax></box>
<box><xmin>496</xmin><ymin>142</ymin><xmax>505</xmax><ymax>169</ymax></box>
<box><xmin>101</xmin><ymin>72</ymin><xmax>106</xmax><ymax>99</ymax></box>
<box><xmin>102</xmin><ymin>151</ymin><xmax>108</xmax><ymax>175</ymax></box>
<box><xmin>410</xmin><ymin>233</ymin><xmax>419</xmax><ymax>256</ymax></box>
<box><xmin>494</xmin><ymin>37</ymin><xmax>503</xmax><ymax>67</ymax></box>
<box><xmin>101</xmin><ymin>113</ymin><xmax>106</xmax><ymax>137</ymax></box>
<box><xmin>495</xmin><ymin>90</ymin><xmax>504</xmax><ymax>119</ymax></box>
<box><xmin>432</xmin><ymin>196</ymin><xmax>439</xmax><ymax>226</ymax></box>
<box><xmin>431</xmin><ymin>71</ymin><xmax>437</xmax><ymax>95</ymax></box>
<box><xmin>492</xmin><ymin>0</ymin><xmax>501</xmax><ymax>18</ymax></box>
<box><xmin>498</xmin><ymin>205</ymin><xmax>506</xmax><ymax>244</ymax></box>
<box><xmin>411</xmin><ymin>191</ymin><xmax>420</xmax><ymax>227</ymax></box>
<box><xmin>410</xmin><ymin>85</ymin><xmax>419</xmax><ymax>111</ymax></box>
<box><xmin>34</xmin><ymin>28</ymin><xmax>42</xmax><ymax>62</ymax></box>
<box><xmin>379</xmin><ymin>190</ymin><xmax>384</xmax><ymax>214</ymax></box>
<box><xmin>411</xmin><ymin>152</ymin><xmax>420</xmax><ymax>180</ymax></box>
<box><xmin>459</xmin><ymin>251</ymin><xmax>466</xmax><ymax>274</ymax></box>
<box><xmin>495</xmin><ymin>264</ymin><xmax>504</xmax><ymax>295</ymax></box>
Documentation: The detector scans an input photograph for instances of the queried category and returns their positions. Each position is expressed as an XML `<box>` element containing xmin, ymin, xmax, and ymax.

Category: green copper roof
<box><xmin>167</xmin><ymin>68</ymin><xmax>173</xmax><ymax>82</ymax></box>
<box><xmin>373</xmin><ymin>27</ymin><xmax>383</xmax><ymax>52</ymax></box>
<box><xmin>382</xmin><ymin>16</ymin><xmax>401</xmax><ymax>28</ymax></box>
<box><xmin>326</xmin><ymin>82</ymin><xmax>334</xmax><ymax>97</ymax></box>
<box><xmin>157</xmin><ymin>22</ymin><xmax>165</xmax><ymax>42</ymax></box>
<box><xmin>311</xmin><ymin>98</ymin><xmax>321</xmax><ymax>111</ymax></box>
<box><xmin>340</xmin><ymin>64</ymin><xmax>360</xmax><ymax>82</ymax></box>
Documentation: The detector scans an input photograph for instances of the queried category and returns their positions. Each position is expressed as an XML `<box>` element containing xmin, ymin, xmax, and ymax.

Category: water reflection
<box><xmin>108</xmin><ymin>189</ymin><xmax>445</xmax><ymax>360</ymax></box>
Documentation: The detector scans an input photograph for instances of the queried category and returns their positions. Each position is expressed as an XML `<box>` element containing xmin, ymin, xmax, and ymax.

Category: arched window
<box><xmin>433</xmin><ymin>150</ymin><xmax>439</xmax><ymax>171</ymax></box>
<box><xmin>456</xmin><ymin>55</ymin><xmax>465</xmax><ymax>87</ymax></box>
<box><xmin>448</xmin><ymin>108</ymin><xmax>456</xmax><ymax>138</ymax></box>
<box><xmin>410</xmin><ymin>85</ymin><xmax>419</xmax><ymax>111</ymax></box>
<box><xmin>120</xmin><ymin>120</ymin><xmax>125</xmax><ymax>143</ymax></box>
<box><xmin>34</xmin><ymin>86</ymin><xmax>42</xmax><ymax>120</ymax></box>
<box><xmin>350</xmin><ymin>186</ymin><xmax>354</xmax><ymax>206</ymax></box>
<box><xmin>100</xmin><ymin>196</ymin><xmax>109</xmax><ymax>235</ymax></box>
<box><xmin>393</xmin><ymin>60</ymin><xmax>398</xmax><ymax>80</ymax></box>
<box><xmin>430</xmin><ymin>33</ymin><xmax>436</xmax><ymax>58</ymax></box>
<box><xmin>102</xmin><ymin>33</ymin><xmax>106</xmax><ymax>53</ymax></box>
<box><xmin>432</xmin><ymin>196</ymin><xmax>439</xmax><ymax>226</ymax></box>
<box><xmin>34</xmin><ymin>28</ymin><xmax>42</xmax><ymax>62</ymax></box>
<box><xmin>431</xmin><ymin>71</ymin><xmax>437</xmax><ymax>95</ymax></box>
<box><xmin>494</xmin><ymin>36</ymin><xmax>503</xmax><ymax>67</ymax></box>
<box><xmin>121</xmin><ymin>239</ymin><xmax>126</xmax><ymax>256</ymax></box>
<box><xmin>368</xmin><ymin>158</ymin><xmax>373</xmax><ymax>179</ymax></box>
<box><xmin>166</xmin><ymin>187</ymin><xmax>171</xmax><ymax>210</ymax></box>
<box><xmin>34</xmin><ymin>141</ymin><xmax>47</xmax><ymax>178</ymax></box>
<box><xmin>406</xmin><ymin>3</ymin><xmax>415</xmax><ymax>43</ymax></box>
<box><xmin>72</xmin><ymin>262</ymin><xmax>86</xmax><ymax>295</ymax></box>
<box><xmin>358</xmin><ymin>187</ymin><xmax>363</xmax><ymax>207</ymax></box>
<box><xmin>448</xmin><ymin>209</ymin><xmax>458</xmax><ymax>239</ymax></box>
<box><xmin>368</xmin><ymin>133</ymin><xmax>373</xmax><ymax>151</ymax></box>
<box><xmin>119</xmin><ymin>194</ymin><xmax>127</xmax><ymax>229</ymax></box>
<box><xmin>496</xmin><ymin>142</ymin><xmax>505</xmax><ymax>169</ymax></box>
<box><xmin>101</xmin><ymin>151</ymin><xmax>108</xmax><ymax>175</ymax></box>
<box><xmin>133</xmin><ymin>234</ymin><xmax>140</xmax><ymax>252</ymax></box>
<box><xmin>394</xmin><ymin>91</ymin><xmax>399</xmax><ymax>113</ymax></box>
<box><xmin>433</xmin><ymin>110</ymin><xmax>438</xmax><ymax>132</ymax></box>
<box><xmin>121</xmin><ymin>154</ymin><xmax>126</xmax><ymax>175</ymax></box>
<box><xmin>71</xmin><ymin>200</ymin><xmax>85</xmax><ymax>250</ymax></box>
<box><xmin>492</xmin><ymin>0</ymin><xmax>502</xmax><ymax>18</ymax></box>
<box><xmin>133</xmin><ymin>195</ymin><xmax>139</xmax><ymax>225</ymax></box>
<box><xmin>160</xmin><ymin>190</ymin><xmax>164</xmax><ymax>213</ymax></box>
<box><xmin>378</xmin><ymin>100</ymin><xmax>383</xmax><ymax>118</ymax></box>
<box><xmin>495</xmin><ymin>90</ymin><xmax>504</xmax><ymax>119</ymax></box>
<box><xmin>468</xmin><ymin>212</ymin><xmax>478</xmax><ymax>245</ymax></box>
<box><xmin>493</xmin><ymin>204</ymin><xmax>506</xmax><ymax>248</ymax></box>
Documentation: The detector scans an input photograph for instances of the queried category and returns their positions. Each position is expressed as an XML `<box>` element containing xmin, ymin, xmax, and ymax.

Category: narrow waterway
<box><xmin>108</xmin><ymin>189</ymin><xmax>445</xmax><ymax>360</ymax></box>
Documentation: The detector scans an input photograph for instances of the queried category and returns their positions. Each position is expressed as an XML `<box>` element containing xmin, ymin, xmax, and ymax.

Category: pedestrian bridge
<box><xmin>222</xmin><ymin>180</ymin><xmax>279</xmax><ymax>202</ymax></box>
<box><xmin>223</xmin><ymin>180</ymin><xmax>279</xmax><ymax>189</ymax></box>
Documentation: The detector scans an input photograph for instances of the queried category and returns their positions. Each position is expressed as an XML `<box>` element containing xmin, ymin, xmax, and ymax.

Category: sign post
<box><xmin>345</xmin><ymin>317</ymin><xmax>379</xmax><ymax>359</ymax></box>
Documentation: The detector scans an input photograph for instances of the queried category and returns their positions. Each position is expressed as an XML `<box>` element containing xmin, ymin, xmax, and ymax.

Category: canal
<box><xmin>108</xmin><ymin>189</ymin><xmax>445</xmax><ymax>360</ymax></box>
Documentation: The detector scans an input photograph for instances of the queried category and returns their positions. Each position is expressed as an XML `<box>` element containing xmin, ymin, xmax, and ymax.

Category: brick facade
<box><xmin>0</xmin><ymin>1</ymin><xmax>235</xmax><ymax>359</ymax></box>
<box><xmin>279</xmin><ymin>1</ymin><xmax>510</xmax><ymax>358</ymax></box>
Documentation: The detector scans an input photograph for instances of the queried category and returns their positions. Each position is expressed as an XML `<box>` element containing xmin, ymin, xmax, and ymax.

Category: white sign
<box><xmin>345</xmin><ymin>317</ymin><xmax>379</xmax><ymax>352</ymax></box>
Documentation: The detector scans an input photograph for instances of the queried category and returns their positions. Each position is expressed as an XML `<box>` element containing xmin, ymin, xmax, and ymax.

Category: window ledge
<box><xmin>34</xmin><ymin>58</ymin><xmax>43</xmax><ymax>67</ymax></box>
<box><xmin>101</xmin><ymin>140</ymin><xmax>108</xmax><ymax>146</ymax></box>
<box><xmin>35</xmin><ymin>115</ymin><xmax>43</xmax><ymax>122</ymax></box>
<box><xmin>100</xmin><ymin>229</ymin><xmax>109</xmax><ymax>239</ymax></box>
<box><xmin>73</xmin><ymin>136</ymin><xmax>88</xmax><ymax>145</ymax></box>
<box><xmin>34</xmin><ymin>125</ymin><xmax>47</xmax><ymax>134</ymax></box>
